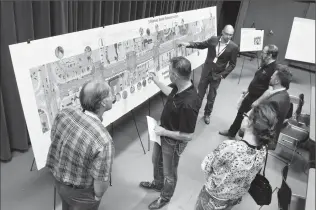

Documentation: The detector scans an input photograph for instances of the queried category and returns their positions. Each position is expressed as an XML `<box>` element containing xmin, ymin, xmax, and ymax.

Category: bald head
<box><xmin>223</xmin><ymin>25</ymin><xmax>234</xmax><ymax>33</ymax></box>
<box><xmin>221</xmin><ymin>25</ymin><xmax>234</xmax><ymax>42</ymax></box>
<box><xmin>79</xmin><ymin>80</ymin><xmax>111</xmax><ymax>113</ymax></box>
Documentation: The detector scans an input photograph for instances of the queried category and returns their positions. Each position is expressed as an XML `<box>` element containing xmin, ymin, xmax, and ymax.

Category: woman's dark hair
<box><xmin>250</xmin><ymin>101</ymin><xmax>279</xmax><ymax>145</ymax></box>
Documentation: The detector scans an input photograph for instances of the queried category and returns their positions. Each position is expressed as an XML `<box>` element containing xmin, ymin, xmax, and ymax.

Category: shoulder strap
<box><xmin>262</xmin><ymin>146</ymin><xmax>268</xmax><ymax>177</ymax></box>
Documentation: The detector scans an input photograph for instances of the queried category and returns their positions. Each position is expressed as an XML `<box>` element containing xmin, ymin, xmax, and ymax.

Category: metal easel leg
<box><xmin>256</xmin><ymin>52</ymin><xmax>260</xmax><ymax>69</ymax></box>
<box><xmin>110</xmin><ymin>123</ymin><xmax>114</xmax><ymax>186</ymax></box>
<box><xmin>238</xmin><ymin>56</ymin><xmax>246</xmax><ymax>84</ymax></box>
<box><xmin>131</xmin><ymin>111</ymin><xmax>146</xmax><ymax>154</ymax></box>
<box><xmin>30</xmin><ymin>158</ymin><xmax>36</xmax><ymax>171</ymax></box>
<box><xmin>148</xmin><ymin>98</ymin><xmax>151</xmax><ymax>151</ymax></box>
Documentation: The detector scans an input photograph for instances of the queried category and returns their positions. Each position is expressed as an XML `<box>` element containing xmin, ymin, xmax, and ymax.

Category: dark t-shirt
<box><xmin>160</xmin><ymin>84</ymin><xmax>200</xmax><ymax>134</ymax></box>
<box><xmin>248</xmin><ymin>61</ymin><xmax>276</xmax><ymax>97</ymax></box>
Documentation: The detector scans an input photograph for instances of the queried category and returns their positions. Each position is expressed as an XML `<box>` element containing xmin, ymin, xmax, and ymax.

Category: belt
<box><xmin>60</xmin><ymin>181</ymin><xmax>87</xmax><ymax>189</ymax></box>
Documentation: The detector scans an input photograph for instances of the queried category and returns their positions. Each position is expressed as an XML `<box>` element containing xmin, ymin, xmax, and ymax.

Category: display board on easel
<box><xmin>240</xmin><ymin>28</ymin><xmax>264</xmax><ymax>52</ymax></box>
<box><xmin>9</xmin><ymin>7</ymin><xmax>217</xmax><ymax>170</ymax></box>
<box><xmin>238</xmin><ymin>26</ymin><xmax>264</xmax><ymax>84</ymax></box>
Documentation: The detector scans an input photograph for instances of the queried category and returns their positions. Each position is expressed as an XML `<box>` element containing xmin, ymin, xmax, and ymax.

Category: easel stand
<box><xmin>131</xmin><ymin>110</ymin><xmax>146</xmax><ymax>154</ymax></box>
<box><xmin>148</xmin><ymin>98</ymin><xmax>151</xmax><ymax>151</ymax></box>
<box><xmin>109</xmin><ymin>122</ymin><xmax>114</xmax><ymax>186</ymax></box>
<box><xmin>30</xmin><ymin>158</ymin><xmax>36</xmax><ymax>171</ymax></box>
<box><xmin>237</xmin><ymin>52</ymin><xmax>260</xmax><ymax>84</ymax></box>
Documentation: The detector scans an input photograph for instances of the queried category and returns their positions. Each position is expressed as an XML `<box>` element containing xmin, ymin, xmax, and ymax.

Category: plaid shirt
<box><xmin>46</xmin><ymin>108</ymin><xmax>114</xmax><ymax>188</ymax></box>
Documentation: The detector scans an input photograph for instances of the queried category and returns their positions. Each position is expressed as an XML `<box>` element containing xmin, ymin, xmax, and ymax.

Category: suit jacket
<box><xmin>265</xmin><ymin>90</ymin><xmax>291</xmax><ymax>150</ymax></box>
<box><xmin>187</xmin><ymin>36</ymin><xmax>239</xmax><ymax>79</ymax></box>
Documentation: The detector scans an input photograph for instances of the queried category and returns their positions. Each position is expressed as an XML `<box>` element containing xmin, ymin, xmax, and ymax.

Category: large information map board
<box><xmin>9</xmin><ymin>7</ymin><xmax>217</xmax><ymax>169</ymax></box>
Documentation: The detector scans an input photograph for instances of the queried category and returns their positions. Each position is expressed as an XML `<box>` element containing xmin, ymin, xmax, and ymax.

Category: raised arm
<box><xmin>177</xmin><ymin>38</ymin><xmax>212</xmax><ymax>50</ymax></box>
<box><xmin>149</xmin><ymin>72</ymin><xmax>172</xmax><ymax>96</ymax></box>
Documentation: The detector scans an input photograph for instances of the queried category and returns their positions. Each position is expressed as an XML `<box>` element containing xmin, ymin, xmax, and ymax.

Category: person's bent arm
<box><xmin>91</xmin><ymin>140</ymin><xmax>115</xmax><ymax>200</ymax></box>
<box><xmin>150</xmin><ymin>72</ymin><xmax>172</xmax><ymax>96</ymax></box>
<box><xmin>155</xmin><ymin>106</ymin><xmax>198</xmax><ymax>142</ymax></box>
<box><xmin>161</xmin><ymin>130</ymin><xmax>193</xmax><ymax>142</ymax></box>
<box><xmin>220</xmin><ymin>46</ymin><xmax>239</xmax><ymax>78</ymax></box>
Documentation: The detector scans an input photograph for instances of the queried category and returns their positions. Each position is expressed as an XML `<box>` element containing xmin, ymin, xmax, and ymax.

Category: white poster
<box><xmin>240</xmin><ymin>28</ymin><xmax>264</xmax><ymax>52</ymax></box>
<box><xmin>9</xmin><ymin>7</ymin><xmax>217</xmax><ymax>170</ymax></box>
<box><xmin>285</xmin><ymin>17</ymin><xmax>315</xmax><ymax>64</ymax></box>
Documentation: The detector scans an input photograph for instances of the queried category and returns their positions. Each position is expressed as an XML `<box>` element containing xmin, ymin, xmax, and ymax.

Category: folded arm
<box><xmin>158</xmin><ymin>106</ymin><xmax>198</xmax><ymax>142</ymax></box>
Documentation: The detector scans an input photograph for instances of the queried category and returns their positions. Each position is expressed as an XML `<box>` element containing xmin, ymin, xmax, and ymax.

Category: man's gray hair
<box><xmin>169</xmin><ymin>56</ymin><xmax>192</xmax><ymax>80</ymax></box>
<box><xmin>79</xmin><ymin>81</ymin><xmax>110</xmax><ymax>113</ymax></box>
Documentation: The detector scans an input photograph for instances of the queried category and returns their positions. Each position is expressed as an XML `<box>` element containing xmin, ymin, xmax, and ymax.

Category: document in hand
<box><xmin>146</xmin><ymin>116</ymin><xmax>161</xmax><ymax>146</ymax></box>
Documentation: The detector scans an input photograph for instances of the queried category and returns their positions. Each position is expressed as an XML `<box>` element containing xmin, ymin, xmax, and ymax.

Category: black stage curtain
<box><xmin>0</xmin><ymin>1</ymin><xmax>220</xmax><ymax>161</ymax></box>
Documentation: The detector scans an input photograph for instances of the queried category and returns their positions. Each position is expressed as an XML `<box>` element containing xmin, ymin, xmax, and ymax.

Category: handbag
<box><xmin>248</xmin><ymin>146</ymin><xmax>272</xmax><ymax>206</ymax></box>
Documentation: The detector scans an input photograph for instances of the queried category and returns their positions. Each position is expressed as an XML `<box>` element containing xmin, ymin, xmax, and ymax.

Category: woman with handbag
<box><xmin>195</xmin><ymin>102</ymin><xmax>279</xmax><ymax>210</ymax></box>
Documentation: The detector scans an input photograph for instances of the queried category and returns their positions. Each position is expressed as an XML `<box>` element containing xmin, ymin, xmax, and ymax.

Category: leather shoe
<box><xmin>204</xmin><ymin>115</ymin><xmax>210</xmax><ymax>124</ymax></box>
<box><xmin>140</xmin><ymin>181</ymin><xmax>162</xmax><ymax>192</ymax></box>
<box><xmin>148</xmin><ymin>197</ymin><xmax>169</xmax><ymax>209</ymax></box>
<box><xmin>219</xmin><ymin>130</ymin><xmax>235</xmax><ymax>139</ymax></box>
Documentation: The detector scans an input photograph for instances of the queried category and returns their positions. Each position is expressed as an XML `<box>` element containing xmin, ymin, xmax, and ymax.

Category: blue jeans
<box><xmin>195</xmin><ymin>186</ymin><xmax>235</xmax><ymax>210</ymax></box>
<box><xmin>152</xmin><ymin>138</ymin><xmax>185</xmax><ymax>201</ymax></box>
<box><xmin>55</xmin><ymin>180</ymin><xmax>101</xmax><ymax>210</ymax></box>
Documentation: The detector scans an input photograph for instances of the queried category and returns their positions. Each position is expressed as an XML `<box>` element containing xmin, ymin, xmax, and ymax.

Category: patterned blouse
<box><xmin>201</xmin><ymin>140</ymin><xmax>267</xmax><ymax>209</ymax></box>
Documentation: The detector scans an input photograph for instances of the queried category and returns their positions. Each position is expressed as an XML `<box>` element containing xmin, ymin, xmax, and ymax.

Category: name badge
<box><xmin>213</xmin><ymin>57</ymin><xmax>218</xmax><ymax>63</ymax></box>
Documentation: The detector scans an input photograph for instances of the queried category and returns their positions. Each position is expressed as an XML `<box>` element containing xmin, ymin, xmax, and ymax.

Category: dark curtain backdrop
<box><xmin>0</xmin><ymin>0</ymin><xmax>220</xmax><ymax>161</ymax></box>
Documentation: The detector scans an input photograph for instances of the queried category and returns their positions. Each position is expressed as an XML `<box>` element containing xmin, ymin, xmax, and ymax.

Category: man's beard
<box><xmin>260</xmin><ymin>58</ymin><xmax>266</xmax><ymax>67</ymax></box>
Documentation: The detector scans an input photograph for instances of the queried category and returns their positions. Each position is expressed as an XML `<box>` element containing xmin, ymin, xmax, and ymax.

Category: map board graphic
<box><xmin>9</xmin><ymin>7</ymin><xmax>217</xmax><ymax>169</ymax></box>
<box><xmin>240</xmin><ymin>28</ymin><xmax>264</xmax><ymax>52</ymax></box>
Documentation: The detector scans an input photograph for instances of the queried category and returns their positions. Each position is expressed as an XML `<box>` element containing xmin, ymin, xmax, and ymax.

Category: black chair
<box><xmin>277</xmin><ymin>165</ymin><xmax>292</xmax><ymax>210</ymax></box>
<box><xmin>276</xmin><ymin>165</ymin><xmax>305</xmax><ymax>210</ymax></box>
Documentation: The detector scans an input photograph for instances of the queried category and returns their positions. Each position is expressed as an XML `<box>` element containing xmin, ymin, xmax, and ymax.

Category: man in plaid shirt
<box><xmin>46</xmin><ymin>80</ymin><xmax>115</xmax><ymax>210</ymax></box>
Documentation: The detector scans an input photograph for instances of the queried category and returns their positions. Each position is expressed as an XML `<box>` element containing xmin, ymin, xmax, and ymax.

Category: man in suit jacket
<box><xmin>250</xmin><ymin>65</ymin><xmax>292</xmax><ymax>149</ymax></box>
<box><xmin>219</xmin><ymin>45</ymin><xmax>279</xmax><ymax>139</ymax></box>
<box><xmin>178</xmin><ymin>25</ymin><xmax>239</xmax><ymax>124</ymax></box>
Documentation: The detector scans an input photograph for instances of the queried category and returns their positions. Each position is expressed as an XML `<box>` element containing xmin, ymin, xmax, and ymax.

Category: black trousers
<box><xmin>228</xmin><ymin>93</ymin><xmax>260</xmax><ymax>136</ymax></box>
<box><xmin>197</xmin><ymin>66</ymin><xmax>221</xmax><ymax>116</ymax></box>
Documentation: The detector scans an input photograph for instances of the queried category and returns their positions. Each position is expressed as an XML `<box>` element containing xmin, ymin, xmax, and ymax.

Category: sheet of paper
<box><xmin>146</xmin><ymin>116</ymin><xmax>161</xmax><ymax>146</ymax></box>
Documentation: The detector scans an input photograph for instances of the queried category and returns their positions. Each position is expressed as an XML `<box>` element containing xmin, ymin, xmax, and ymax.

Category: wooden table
<box><xmin>305</xmin><ymin>168</ymin><xmax>315</xmax><ymax>210</ymax></box>
<box><xmin>310</xmin><ymin>86</ymin><xmax>315</xmax><ymax>142</ymax></box>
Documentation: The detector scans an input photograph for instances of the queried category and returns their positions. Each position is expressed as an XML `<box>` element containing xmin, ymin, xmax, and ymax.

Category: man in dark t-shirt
<box><xmin>140</xmin><ymin>56</ymin><xmax>200</xmax><ymax>209</ymax></box>
<box><xmin>219</xmin><ymin>44</ymin><xmax>279</xmax><ymax>139</ymax></box>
